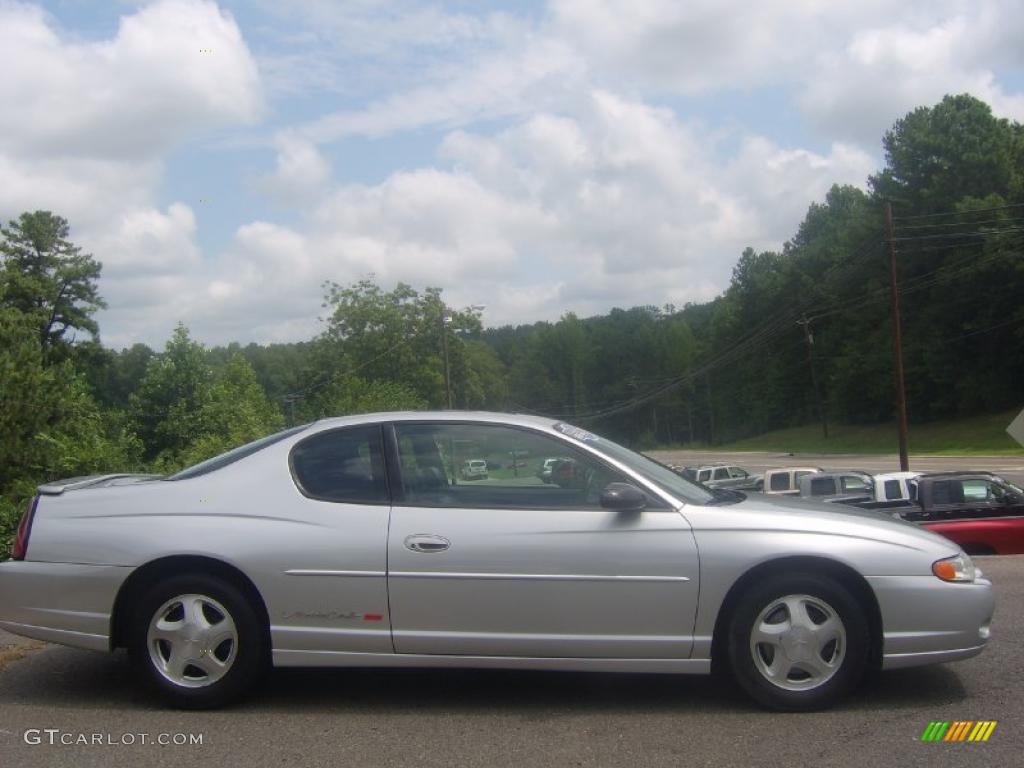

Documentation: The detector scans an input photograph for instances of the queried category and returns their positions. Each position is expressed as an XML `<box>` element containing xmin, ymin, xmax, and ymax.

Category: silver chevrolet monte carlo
<box><xmin>0</xmin><ymin>412</ymin><xmax>994</xmax><ymax>710</ymax></box>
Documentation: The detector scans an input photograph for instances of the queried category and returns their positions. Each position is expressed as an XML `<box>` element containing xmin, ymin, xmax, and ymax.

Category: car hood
<box><xmin>684</xmin><ymin>491</ymin><xmax>956</xmax><ymax>555</ymax></box>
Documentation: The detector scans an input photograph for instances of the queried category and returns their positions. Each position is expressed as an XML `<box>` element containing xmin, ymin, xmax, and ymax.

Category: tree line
<box><xmin>2</xmin><ymin>93</ymin><xmax>1022</xmax><ymax>549</ymax></box>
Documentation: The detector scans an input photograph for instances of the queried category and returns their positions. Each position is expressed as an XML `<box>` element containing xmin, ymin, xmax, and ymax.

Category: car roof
<box><xmin>311</xmin><ymin>410</ymin><xmax>561</xmax><ymax>431</ymax></box>
<box><xmin>808</xmin><ymin>470</ymin><xmax>872</xmax><ymax>479</ymax></box>
<box><xmin>917</xmin><ymin>471</ymin><xmax>1001</xmax><ymax>480</ymax></box>
<box><xmin>874</xmin><ymin>471</ymin><xmax>920</xmax><ymax>481</ymax></box>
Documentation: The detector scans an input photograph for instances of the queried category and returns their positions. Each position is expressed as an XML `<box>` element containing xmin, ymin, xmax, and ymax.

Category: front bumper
<box><xmin>868</xmin><ymin>573</ymin><xmax>994</xmax><ymax>670</ymax></box>
<box><xmin>0</xmin><ymin>560</ymin><xmax>131</xmax><ymax>652</ymax></box>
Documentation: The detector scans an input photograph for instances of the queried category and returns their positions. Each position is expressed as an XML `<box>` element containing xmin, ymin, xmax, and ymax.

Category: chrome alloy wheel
<box><xmin>147</xmin><ymin>593</ymin><xmax>238</xmax><ymax>688</ymax></box>
<box><xmin>749</xmin><ymin>593</ymin><xmax>846</xmax><ymax>691</ymax></box>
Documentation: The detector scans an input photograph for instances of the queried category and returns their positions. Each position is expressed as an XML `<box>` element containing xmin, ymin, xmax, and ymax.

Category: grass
<box><xmin>688</xmin><ymin>409</ymin><xmax>1024</xmax><ymax>456</ymax></box>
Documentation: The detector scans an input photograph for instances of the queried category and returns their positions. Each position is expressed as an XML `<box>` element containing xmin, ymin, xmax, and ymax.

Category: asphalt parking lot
<box><xmin>0</xmin><ymin>556</ymin><xmax>1021</xmax><ymax>768</ymax></box>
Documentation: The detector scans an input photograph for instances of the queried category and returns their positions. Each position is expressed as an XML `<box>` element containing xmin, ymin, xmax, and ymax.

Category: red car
<box><xmin>899</xmin><ymin>472</ymin><xmax>1024</xmax><ymax>555</ymax></box>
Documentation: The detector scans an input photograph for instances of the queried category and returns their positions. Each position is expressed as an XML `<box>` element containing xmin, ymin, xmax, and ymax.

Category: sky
<box><xmin>2</xmin><ymin>0</ymin><xmax>1023</xmax><ymax>349</ymax></box>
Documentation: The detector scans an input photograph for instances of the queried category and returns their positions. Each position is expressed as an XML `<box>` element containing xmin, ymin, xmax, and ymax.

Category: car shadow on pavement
<box><xmin>849</xmin><ymin>666</ymin><xmax>970</xmax><ymax>710</ymax></box>
<box><xmin>0</xmin><ymin>646</ymin><xmax>974</xmax><ymax>715</ymax></box>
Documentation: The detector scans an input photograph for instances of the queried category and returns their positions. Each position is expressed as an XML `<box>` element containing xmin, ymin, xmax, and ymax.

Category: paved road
<box><xmin>648</xmin><ymin>450</ymin><xmax>1024</xmax><ymax>487</ymax></box>
<box><xmin>1</xmin><ymin>558</ymin><xmax>1022</xmax><ymax>767</ymax></box>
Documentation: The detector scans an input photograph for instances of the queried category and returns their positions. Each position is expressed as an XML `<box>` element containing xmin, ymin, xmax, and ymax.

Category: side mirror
<box><xmin>600</xmin><ymin>482</ymin><xmax>647</xmax><ymax>512</ymax></box>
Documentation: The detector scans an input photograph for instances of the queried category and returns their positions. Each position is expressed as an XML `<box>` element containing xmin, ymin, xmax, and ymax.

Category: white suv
<box><xmin>460</xmin><ymin>459</ymin><xmax>489</xmax><ymax>480</ymax></box>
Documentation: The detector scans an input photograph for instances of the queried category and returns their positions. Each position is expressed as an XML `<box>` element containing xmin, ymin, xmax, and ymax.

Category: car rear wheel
<box><xmin>726</xmin><ymin>573</ymin><xmax>869</xmax><ymax>711</ymax></box>
<box><xmin>129</xmin><ymin>574</ymin><xmax>267</xmax><ymax>709</ymax></box>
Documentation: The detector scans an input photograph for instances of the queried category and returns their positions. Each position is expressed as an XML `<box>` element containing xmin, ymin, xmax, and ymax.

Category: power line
<box><xmin>571</xmin><ymin>228</ymin><xmax>1024</xmax><ymax>424</ymax></box>
<box><xmin>559</xmin><ymin>233</ymin><xmax>890</xmax><ymax>423</ymax></box>
<box><xmin>890</xmin><ymin>226</ymin><xmax>1024</xmax><ymax>242</ymax></box>
<box><xmin>893</xmin><ymin>216</ymin><xmax>1024</xmax><ymax>232</ymax></box>
<box><xmin>803</xmin><ymin>232</ymin><xmax>1024</xmax><ymax>323</ymax></box>
<box><xmin>891</xmin><ymin>202</ymin><xmax>1024</xmax><ymax>222</ymax></box>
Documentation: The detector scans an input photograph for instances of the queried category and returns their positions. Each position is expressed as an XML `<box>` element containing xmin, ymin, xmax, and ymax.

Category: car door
<box><xmin>708</xmin><ymin>467</ymin><xmax>731</xmax><ymax>488</ymax></box>
<box><xmin>272</xmin><ymin>423</ymin><xmax>393</xmax><ymax>655</ymax></box>
<box><xmin>724</xmin><ymin>466</ymin><xmax>750</xmax><ymax>489</ymax></box>
<box><xmin>385</xmin><ymin>421</ymin><xmax>700</xmax><ymax>659</ymax></box>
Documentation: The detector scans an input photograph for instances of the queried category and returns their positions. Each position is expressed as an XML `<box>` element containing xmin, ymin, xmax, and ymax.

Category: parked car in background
<box><xmin>797</xmin><ymin>471</ymin><xmax>874</xmax><ymax>506</ymax></box>
<box><xmin>758</xmin><ymin>467</ymin><xmax>823</xmax><ymax>495</ymax></box>
<box><xmin>460</xmin><ymin>459</ymin><xmax>489</xmax><ymax>480</ymax></box>
<box><xmin>688</xmin><ymin>464</ymin><xmax>762</xmax><ymax>490</ymax></box>
<box><xmin>863</xmin><ymin>471</ymin><xmax>921</xmax><ymax>509</ymax></box>
<box><xmin>897</xmin><ymin>472</ymin><xmax>1024</xmax><ymax>555</ymax></box>
<box><xmin>0</xmin><ymin>412</ymin><xmax>994</xmax><ymax>712</ymax></box>
<box><xmin>548</xmin><ymin>457</ymin><xmax>589</xmax><ymax>488</ymax></box>
<box><xmin>537</xmin><ymin>457</ymin><xmax>572</xmax><ymax>484</ymax></box>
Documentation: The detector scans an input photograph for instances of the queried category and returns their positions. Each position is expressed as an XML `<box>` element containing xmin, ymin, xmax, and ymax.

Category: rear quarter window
<box><xmin>290</xmin><ymin>425</ymin><xmax>389</xmax><ymax>504</ymax></box>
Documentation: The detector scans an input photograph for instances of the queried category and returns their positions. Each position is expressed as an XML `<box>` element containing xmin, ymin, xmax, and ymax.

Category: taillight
<box><xmin>11</xmin><ymin>496</ymin><xmax>39</xmax><ymax>561</ymax></box>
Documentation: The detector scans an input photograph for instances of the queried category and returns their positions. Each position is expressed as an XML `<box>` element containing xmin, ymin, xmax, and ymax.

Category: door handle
<box><xmin>404</xmin><ymin>534</ymin><xmax>451</xmax><ymax>553</ymax></box>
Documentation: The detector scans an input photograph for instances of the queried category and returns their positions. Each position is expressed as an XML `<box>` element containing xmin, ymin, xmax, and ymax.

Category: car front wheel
<box><xmin>726</xmin><ymin>573</ymin><xmax>869</xmax><ymax>711</ymax></box>
<box><xmin>129</xmin><ymin>574</ymin><xmax>267</xmax><ymax>709</ymax></box>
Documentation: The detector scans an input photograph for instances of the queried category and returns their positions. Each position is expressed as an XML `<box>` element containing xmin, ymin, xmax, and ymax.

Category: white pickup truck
<box><xmin>758</xmin><ymin>467</ymin><xmax>823</xmax><ymax>495</ymax></box>
<box><xmin>867</xmin><ymin>471</ymin><xmax>921</xmax><ymax>507</ymax></box>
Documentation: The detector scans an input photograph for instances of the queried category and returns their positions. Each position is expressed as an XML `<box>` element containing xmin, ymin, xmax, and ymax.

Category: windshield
<box><xmin>553</xmin><ymin>422</ymin><xmax>715</xmax><ymax>505</ymax></box>
<box><xmin>168</xmin><ymin>424</ymin><xmax>310</xmax><ymax>480</ymax></box>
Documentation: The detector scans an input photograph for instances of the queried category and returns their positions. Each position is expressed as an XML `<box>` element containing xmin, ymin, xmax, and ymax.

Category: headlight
<box><xmin>932</xmin><ymin>553</ymin><xmax>976</xmax><ymax>583</ymax></box>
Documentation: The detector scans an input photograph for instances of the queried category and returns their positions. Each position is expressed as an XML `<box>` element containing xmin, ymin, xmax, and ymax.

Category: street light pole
<box><xmin>440</xmin><ymin>309</ymin><xmax>453</xmax><ymax>409</ymax></box>
<box><xmin>439</xmin><ymin>302</ymin><xmax>484</xmax><ymax>411</ymax></box>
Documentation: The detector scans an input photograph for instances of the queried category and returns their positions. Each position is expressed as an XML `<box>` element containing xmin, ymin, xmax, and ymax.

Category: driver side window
<box><xmin>393</xmin><ymin>423</ymin><xmax>637</xmax><ymax>509</ymax></box>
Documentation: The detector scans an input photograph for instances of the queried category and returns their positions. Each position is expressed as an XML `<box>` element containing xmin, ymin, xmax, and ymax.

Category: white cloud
<box><xmin>296</xmin><ymin>35</ymin><xmax>586</xmax><ymax>143</ymax></box>
<box><xmin>0</xmin><ymin>0</ymin><xmax>264</xmax><ymax>347</ymax></box>
<box><xmin>0</xmin><ymin>0</ymin><xmax>262</xmax><ymax>159</ymax></box>
<box><xmin>154</xmin><ymin>91</ymin><xmax>875</xmax><ymax>343</ymax></box>
<box><xmin>550</xmin><ymin>0</ymin><xmax>862</xmax><ymax>94</ymax></box>
<box><xmin>253</xmin><ymin>0</ymin><xmax>528</xmax><ymax>98</ymax></box>
<box><xmin>87</xmin><ymin>203</ymin><xmax>201</xmax><ymax>278</ymax></box>
<box><xmin>800</xmin><ymin>8</ymin><xmax>1024</xmax><ymax>144</ymax></box>
<box><xmin>260</xmin><ymin>134</ymin><xmax>332</xmax><ymax>203</ymax></box>
<box><xmin>721</xmin><ymin>138</ymin><xmax>875</xmax><ymax>244</ymax></box>
<box><xmin>549</xmin><ymin>0</ymin><xmax>1024</xmax><ymax>146</ymax></box>
<box><xmin>3</xmin><ymin>0</ymin><xmax>1022</xmax><ymax>348</ymax></box>
<box><xmin>0</xmin><ymin>153</ymin><xmax>161</xmax><ymax>231</ymax></box>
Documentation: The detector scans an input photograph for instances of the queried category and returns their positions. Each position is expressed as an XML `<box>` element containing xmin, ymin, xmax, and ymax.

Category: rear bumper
<box><xmin>0</xmin><ymin>560</ymin><xmax>131</xmax><ymax>652</ymax></box>
<box><xmin>868</xmin><ymin>573</ymin><xmax>994</xmax><ymax>670</ymax></box>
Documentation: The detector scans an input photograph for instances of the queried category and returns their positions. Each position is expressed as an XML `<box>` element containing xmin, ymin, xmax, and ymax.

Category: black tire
<box><xmin>128</xmin><ymin>574</ymin><xmax>268</xmax><ymax>709</ymax></box>
<box><xmin>726</xmin><ymin>572</ymin><xmax>869</xmax><ymax>711</ymax></box>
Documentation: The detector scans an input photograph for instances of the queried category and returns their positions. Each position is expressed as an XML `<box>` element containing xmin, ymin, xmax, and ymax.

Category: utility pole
<box><xmin>797</xmin><ymin>314</ymin><xmax>828</xmax><ymax>439</ymax></box>
<box><xmin>440</xmin><ymin>308</ymin><xmax>453</xmax><ymax>409</ymax></box>
<box><xmin>705</xmin><ymin>373</ymin><xmax>715</xmax><ymax>445</ymax></box>
<box><xmin>885</xmin><ymin>203</ymin><xmax>911</xmax><ymax>471</ymax></box>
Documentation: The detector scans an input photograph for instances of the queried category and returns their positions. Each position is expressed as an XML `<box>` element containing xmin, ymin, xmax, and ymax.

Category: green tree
<box><xmin>1</xmin><ymin>309</ymin><xmax>141</xmax><ymax>551</ymax></box>
<box><xmin>870</xmin><ymin>94</ymin><xmax>1019</xmax><ymax>213</ymax></box>
<box><xmin>129</xmin><ymin>324</ymin><xmax>214</xmax><ymax>463</ymax></box>
<box><xmin>299</xmin><ymin>376</ymin><xmax>427</xmax><ymax>422</ymax></box>
<box><xmin>318</xmin><ymin>279</ymin><xmax>487</xmax><ymax>408</ymax></box>
<box><xmin>177</xmin><ymin>354</ymin><xmax>286</xmax><ymax>467</ymax></box>
<box><xmin>131</xmin><ymin>327</ymin><xmax>289</xmax><ymax>470</ymax></box>
<box><xmin>0</xmin><ymin>211</ymin><xmax>105</xmax><ymax>351</ymax></box>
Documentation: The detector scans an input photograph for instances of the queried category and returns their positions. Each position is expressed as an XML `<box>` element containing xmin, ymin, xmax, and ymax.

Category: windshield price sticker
<box><xmin>554</xmin><ymin>423</ymin><xmax>599</xmax><ymax>442</ymax></box>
